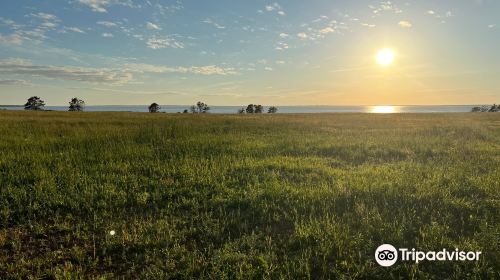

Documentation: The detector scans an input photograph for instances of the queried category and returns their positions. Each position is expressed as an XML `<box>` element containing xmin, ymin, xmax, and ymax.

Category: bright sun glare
<box><xmin>376</xmin><ymin>48</ymin><xmax>395</xmax><ymax>66</ymax></box>
<box><xmin>371</xmin><ymin>106</ymin><xmax>397</xmax><ymax>113</ymax></box>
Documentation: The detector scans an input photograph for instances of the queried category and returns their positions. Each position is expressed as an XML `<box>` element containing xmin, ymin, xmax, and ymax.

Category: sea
<box><xmin>0</xmin><ymin>105</ymin><xmax>477</xmax><ymax>114</ymax></box>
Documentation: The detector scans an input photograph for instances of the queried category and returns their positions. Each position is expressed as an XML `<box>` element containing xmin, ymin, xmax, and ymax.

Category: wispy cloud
<box><xmin>297</xmin><ymin>32</ymin><xmax>308</xmax><ymax>39</ymax></box>
<box><xmin>398</xmin><ymin>21</ymin><xmax>412</xmax><ymax>28</ymax></box>
<box><xmin>29</xmin><ymin>12</ymin><xmax>59</xmax><ymax>21</ymax></box>
<box><xmin>0</xmin><ymin>33</ymin><xmax>23</xmax><ymax>45</ymax></box>
<box><xmin>146</xmin><ymin>22</ymin><xmax>161</xmax><ymax>30</ymax></box>
<box><xmin>65</xmin><ymin>27</ymin><xmax>86</xmax><ymax>33</ymax></box>
<box><xmin>96</xmin><ymin>21</ymin><xmax>118</xmax><ymax>27</ymax></box>
<box><xmin>0</xmin><ymin>59</ymin><xmax>132</xmax><ymax>84</ymax></box>
<box><xmin>369</xmin><ymin>1</ymin><xmax>403</xmax><ymax>15</ymax></box>
<box><xmin>202</xmin><ymin>18</ymin><xmax>226</xmax><ymax>29</ymax></box>
<box><xmin>264</xmin><ymin>3</ymin><xmax>285</xmax><ymax>16</ymax></box>
<box><xmin>75</xmin><ymin>0</ymin><xmax>136</xmax><ymax>13</ymax></box>
<box><xmin>97</xmin><ymin>21</ymin><xmax>118</xmax><ymax>27</ymax></box>
<box><xmin>0</xmin><ymin>79</ymin><xmax>29</xmax><ymax>85</ymax></box>
<box><xmin>319</xmin><ymin>27</ymin><xmax>335</xmax><ymax>34</ymax></box>
<box><xmin>125</xmin><ymin>63</ymin><xmax>237</xmax><ymax>76</ymax></box>
<box><xmin>275</xmin><ymin>42</ymin><xmax>289</xmax><ymax>51</ymax></box>
<box><xmin>146</xmin><ymin>36</ymin><xmax>184</xmax><ymax>49</ymax></box>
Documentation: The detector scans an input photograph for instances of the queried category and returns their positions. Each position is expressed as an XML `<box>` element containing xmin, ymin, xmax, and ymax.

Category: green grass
<box><xmin>0</xmin><ymin>111</ymin><xmax>499</xmax><ymax>279</ymax></box>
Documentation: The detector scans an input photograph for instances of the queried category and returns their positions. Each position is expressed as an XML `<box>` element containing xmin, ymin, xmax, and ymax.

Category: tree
<box><xmin>471</xmin><ymin>104</ymin><xmax>499</xmax><ymax>112</ymax></box>
<box><xmin>268</xmin><ymin>106</ymin><xmax>278</xmax><ymax>114</ymax></box>
<box><xmin>237</xmin><ymin>107</ymin><xmax>245</xmax><ymax>114</ymax></box>
<box><xmin>245</xmin><ymin>104</ymin><xmax>264</xmax><ymax>114</ymax></box>
<box><xmin>190</xmin><ymin>102</ymin><xmax>210</xmax><ymax>113</ymax></box>
<box><xmin>68</xmin><ymin>97</ymin><xmax>85</xmax><ymax>111</ymax></box>
<box><xmin>488</xmin><ymin>104</ymin><xmax>499</xmax><ymax>112</ymax></box>
<box><xmin>149</xmin><ymin>103</ymin><xmax>161</xmax><ymax>113</ymax></box>
<box><xmin>183</xmin><ymin>109</ymin><xmax>189</xmax><ymax>114</ymax></box>
<box><xmin>24</xmin><ymin>96</ymin><xmax>45</xmax><ymax>111</ymax></box>
<box><xmin>197</xmin><ymin>101</ymin><xmax>210</xmax><ymax>113</ymax></box>
<box><xmin>246</xmin><ymin>104</ymin><xmax>255</xmax><ymax>114</ymax></box>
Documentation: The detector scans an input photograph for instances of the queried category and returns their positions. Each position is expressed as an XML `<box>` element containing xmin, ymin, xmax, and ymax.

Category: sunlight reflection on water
<box><xmin>368</xmin><ymin>106</ymin><xmax>401</xmax><ymax>113</ymax></box>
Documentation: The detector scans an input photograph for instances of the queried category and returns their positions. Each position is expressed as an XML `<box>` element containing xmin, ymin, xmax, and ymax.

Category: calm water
<box><xmin>0</xmin><ymin>105</ymin><xmax>475</xmax><ymax>113</ymax></box>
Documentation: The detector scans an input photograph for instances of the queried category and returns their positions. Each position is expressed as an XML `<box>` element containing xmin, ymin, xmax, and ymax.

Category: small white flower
<box><xmin>109</xmin><ymin>230</ymin><xmax>116</xmax><ymax>236</ymax></box>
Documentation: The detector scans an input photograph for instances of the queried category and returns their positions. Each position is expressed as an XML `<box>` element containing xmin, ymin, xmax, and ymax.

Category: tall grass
<box><xmin>0</xmin><ymin>111</ymin><xmax>499</xmax><ymax>279</ymax></box>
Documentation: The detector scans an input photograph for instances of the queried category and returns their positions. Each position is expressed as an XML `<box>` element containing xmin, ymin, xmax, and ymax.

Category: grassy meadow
<box><xmin>0</xmin><ymin>111</ymin><xmax>499</xmax><ymax>279</ymax></box>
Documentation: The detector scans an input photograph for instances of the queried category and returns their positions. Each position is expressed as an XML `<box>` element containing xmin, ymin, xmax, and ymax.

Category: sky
<box><xmin>0</xmin><ymin>0</ymin><xmax>499</xmax><ymax>106</ymax></box>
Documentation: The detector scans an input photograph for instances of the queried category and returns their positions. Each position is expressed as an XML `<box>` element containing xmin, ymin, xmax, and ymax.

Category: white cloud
<box><xmin>76</xmin><ymin>0</ymin><xmax>136</xmax><ymax>13</ymax></box>
<box><xmin>0</xmin><ymin>79</ymin><xmax>29</xmax><ymax>85</ymax></box>
<box><xmin>202</xmin><ymin>18</ymin><xmax>225</xmax><ymax>29</ymax></box>
<box><xmin>146</xmin><ymin>37</ymin><xmax>184</xmax><ymax>49</ymax></box>
<box><xmin>30</xmin><ymin>13</ymin><xmax>59</xmax><ymax>21</ymax></box>
<box><xmin>361</xmin><ymin>23</ymin><xmax>376</xmax><ymax>28</ymax></box>
<box><xmin>0</xmin><ymin>58</ymin><xmax>132</xmax><ymax>84</ymax></box>
<box><xmin>66</xmin><ymin>27</ymin><xmax>86</xmax><ymax>33</ymax></box>
<box><xmin>0</xmin><ymin>33</ymin><xmax>23</xmax><ymax>45</ymax></box>
<box><xmin>279</xmin><ymin>32</ymin><xmax>289</xmax><ymax>38</ymax></box>
<box><xmin>102</xmin><ymin>32</ymin><xmax>114</xmax><ymax>38</ymax></box>
<box><xmin>369</xmin><ymin>1</ymin><xmax>403</xmax><ymax>15</ymax></box>
<box><xmin>398</xmin><ymin>21</ymin><xmax>412</xmax><ymax>28</ymax></box>
<box><xmin>264</xmin><ymin>3</ymin><xmax>285</xmax><ymax>16</ymax></box>
<box><xmin>488</xmin><ymin>24</ymin><xmax>496</xmax><ymax>28</ymax></box>
<box><xmin>275</xmin><ymin>42</ymin><xmax>289</xmax><ymax>50</ymax></box>
<box><xmin>265</xmin><ymin>5</ymin><xmax>276</xmax><ymax>11</ymax></box>
<box><xmin>28</xmin><ymin>12</ymin><xmax>60</xmax><ymax>31</ymax></box>
<box><xmin>146</xmin><ymin>22</ymin><xmax>161</xmax><ymax>30</ymax></box>
<box><xmin>125</xmin><ymin>63</ymin><xmax>237</xmax><ymax>76</ymax></box>
<box><xmin>297</xmin><ymin>32</ymin><xmax>308</xmax><ymax>39</ymax></box>
<box><xmin>97</xmin><ymin>21</ymin><xmax>118</xmax><ymax>27</ymax></box>
<box><xmin>41</xmin><ymin>22</ymin><xmax>57</xmax><ymax>29</ymax></box>
<box><xmin>319</xmin><ymin>27</ymin><xmax>334</xmax><ymax>34</ymax></box>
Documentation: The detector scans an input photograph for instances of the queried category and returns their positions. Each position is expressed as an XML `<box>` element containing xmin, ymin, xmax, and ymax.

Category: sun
<box><xmin>376</xmin><ymin>48</ymin><xmax>395</xmax><ymax>66</ymax></box>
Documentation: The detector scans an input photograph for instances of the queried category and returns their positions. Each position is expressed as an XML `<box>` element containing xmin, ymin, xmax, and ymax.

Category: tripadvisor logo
<box><xmin>375</xmin><ymin>244</ymin><xmax>482</xmax><ymax>267</ymax></box>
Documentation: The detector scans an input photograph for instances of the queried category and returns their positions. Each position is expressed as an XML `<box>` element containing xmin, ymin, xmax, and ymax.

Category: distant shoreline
<box><xmin>0</xmin><ymin>105</ymin><xmax>480</xmax><ymax>113</ymax></box>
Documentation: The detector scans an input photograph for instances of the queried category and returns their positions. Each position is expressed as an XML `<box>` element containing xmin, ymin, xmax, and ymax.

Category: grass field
<box><xmin>0</xmin><ymin>111</ymin><xmax>499</xmax><ymax>279</ymax></box>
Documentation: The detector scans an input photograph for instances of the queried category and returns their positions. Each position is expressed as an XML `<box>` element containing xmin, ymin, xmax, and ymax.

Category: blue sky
<box><xmin>0</xmin><ymin>0</ymin><xmax>499</xmax><ymax>105</ymax></box>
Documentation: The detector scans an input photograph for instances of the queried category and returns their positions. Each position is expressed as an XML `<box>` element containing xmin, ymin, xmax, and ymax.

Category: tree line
<box><xmin>471</xmin><ymin>104</ymin><xmax>500</xmax><ymax>112</ymax></box>
<box><xmin>21</xmin><ymin>96</ymin><xmax>279</xmax><ymax>114</ymax></box>
<box><xmin>238</xmin><ymin>104</ymin><xmax>278</xmax><ymax>114</ymax></box>
<box><xmin>24</xmin><ymin>96</ymin><xmax>85</xmax><ymax>111</ymax></box>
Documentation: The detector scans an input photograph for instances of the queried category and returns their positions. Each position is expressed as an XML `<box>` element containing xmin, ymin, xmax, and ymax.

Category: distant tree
<box><xmin>244</xmin><ymin>104</ymin><xmax>265</xmax><ymax>114</ymax></box>
<box><xmin>268</xmin><ymin>106</ymin><xmax>278</xmax><ymax>114</ymax></box>
<box><xmin>237</xmin><ymin>107</ymin><xmax>245</xmax><ymax>114</ymax></box>
<box><xmin>149</xmin><ymin>103</ymin><xmax>161</xmax><ymax>113</ymax></box>
<box><xmin>24</xmin><ymin>96</ymin><xmax>45</xmax><ymax>111</ymax></box>
<box><xmin>246</xmin><ymin>104</ymin><xmax>255</xmax><ymax>114</ymax></box>
<box><xmin>471</xmin><ymin>104</ymin><xmax>499</xmax><ymax>112</ymax></box>
<box><xmin>197</xmin><ymin>101</ymin><xmax>210</xmax><ymax>113</ymax></box>
<box><xmin>68</xmin><ymin>97</ymin><xmax>85</xmax><ymax>111</ymax></box>
<box><xmin>190</xmin><ymin>102</ymin><xmax>210</xmax><ymax>113</ymax></box>
<box><xmin>183</xmin><ymin>109</ymin><xmax>189</xmax><ymax>114</ymax></box>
